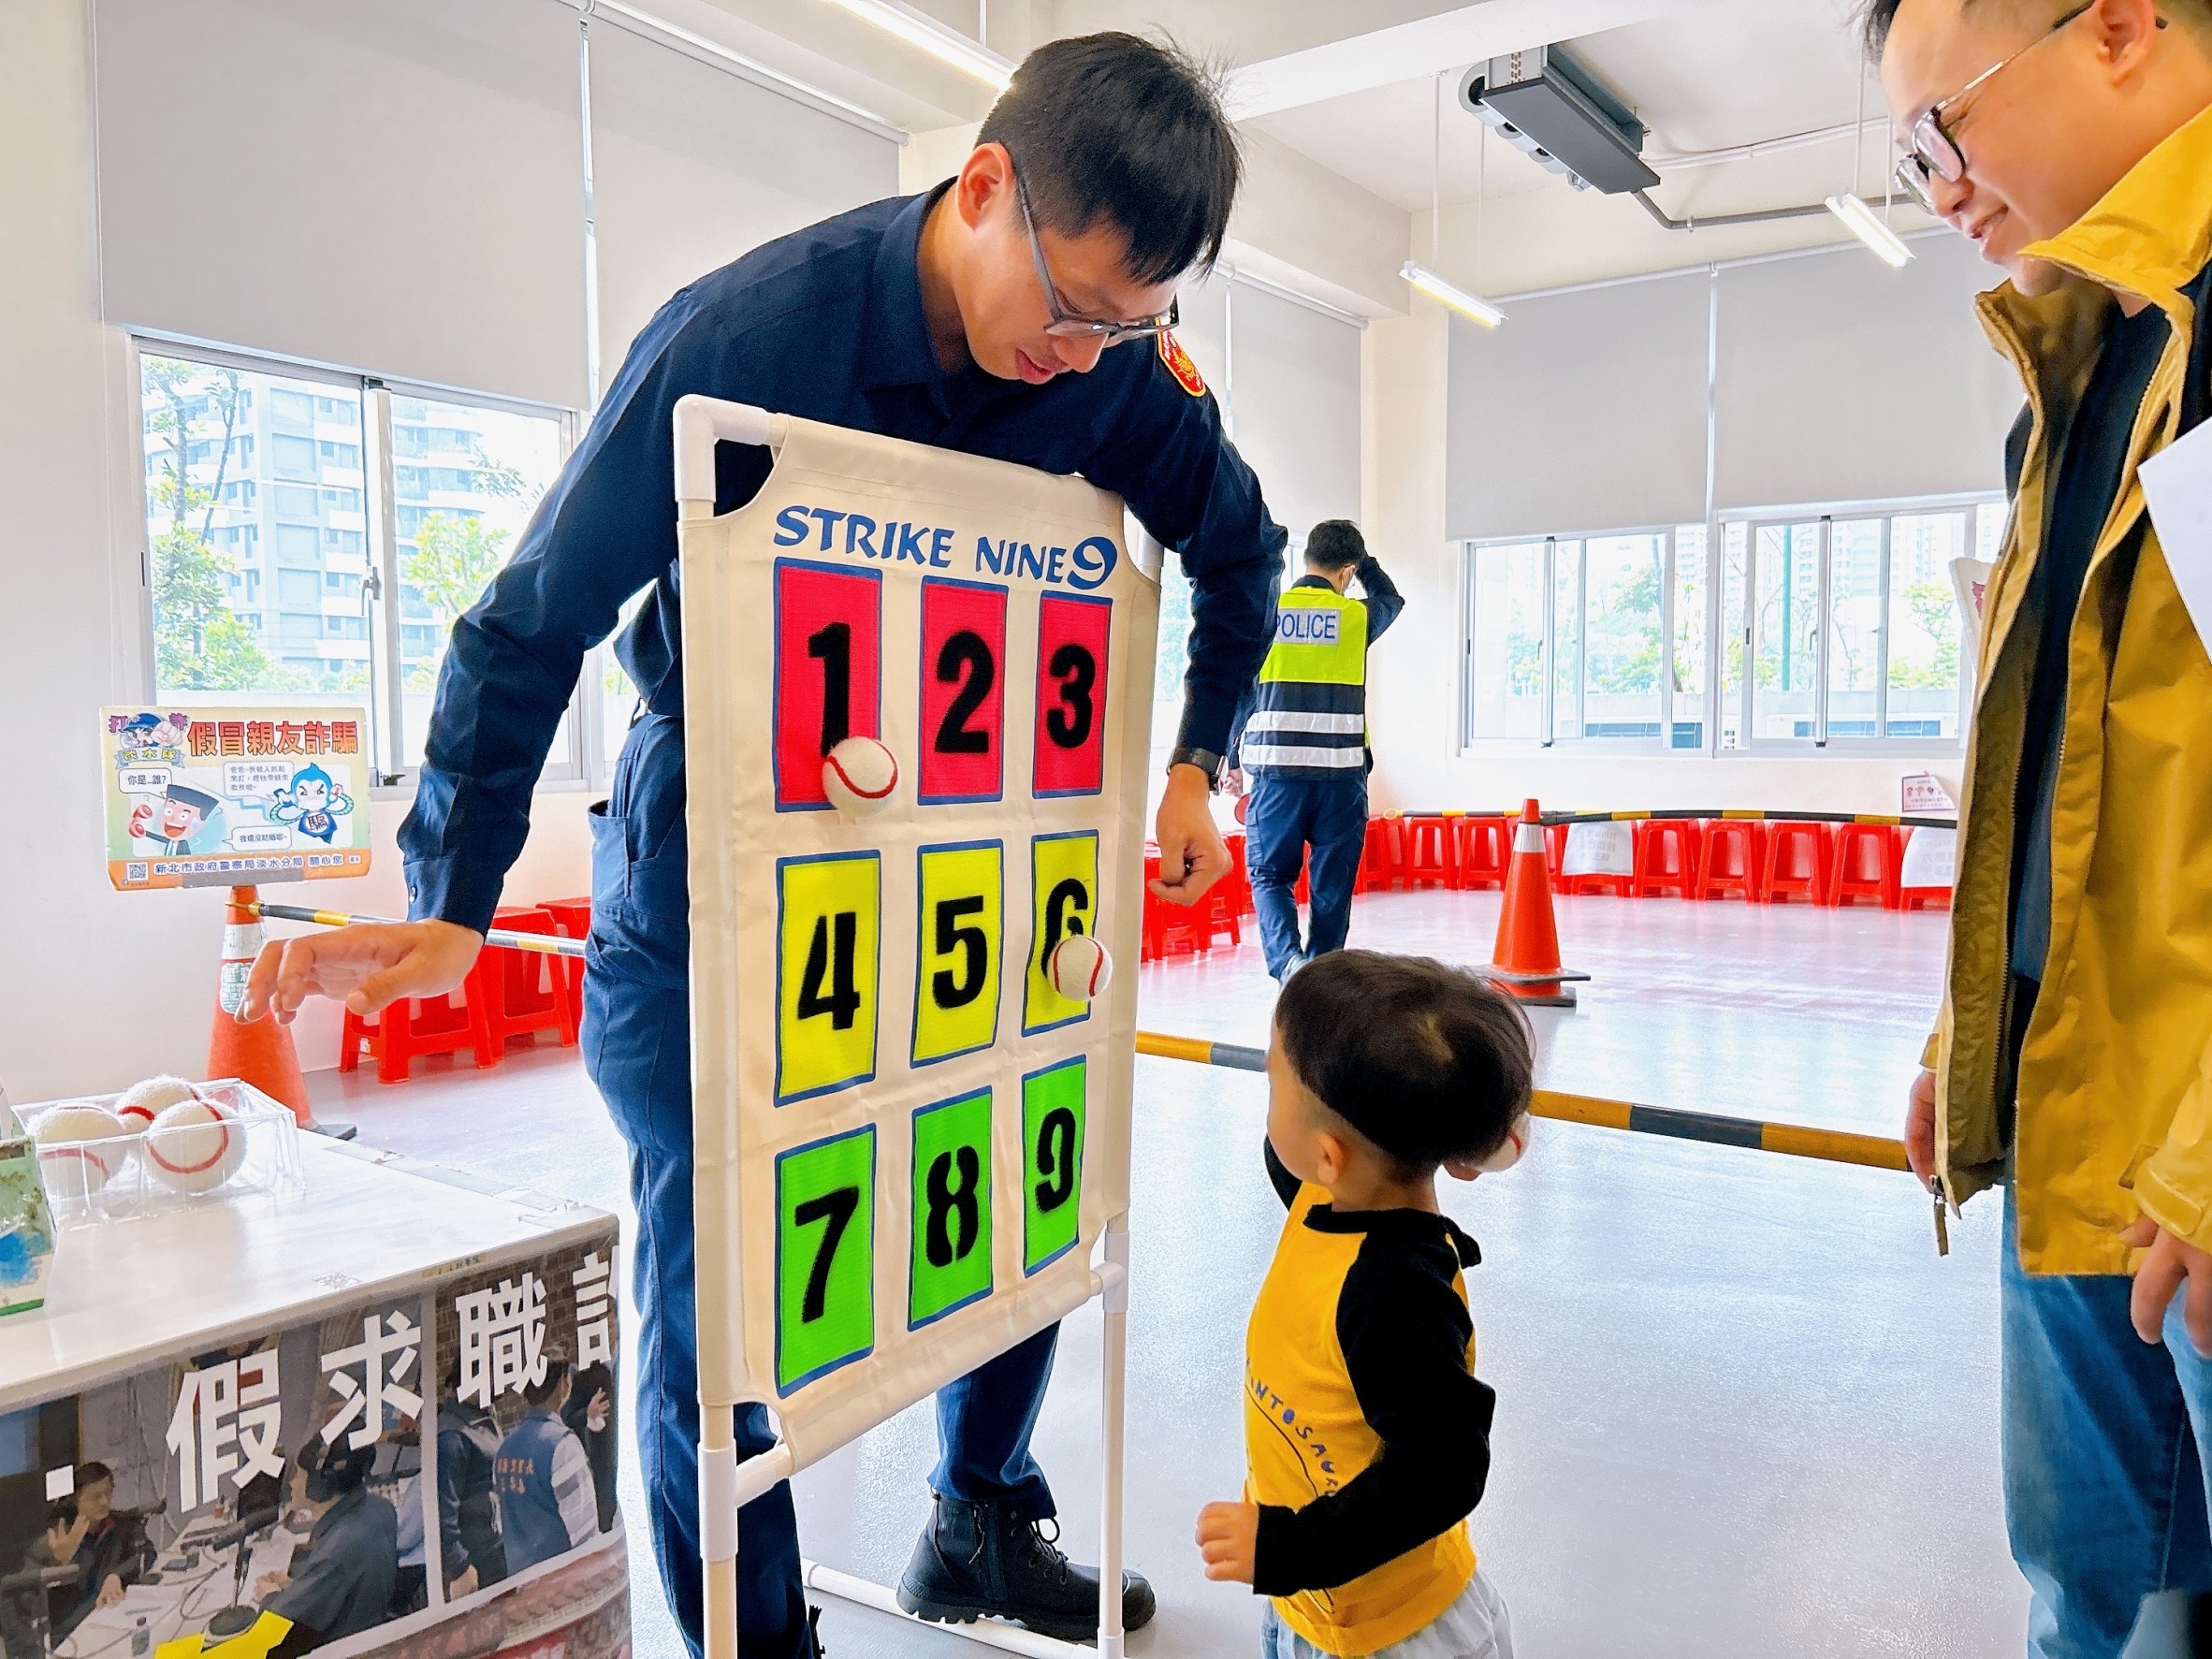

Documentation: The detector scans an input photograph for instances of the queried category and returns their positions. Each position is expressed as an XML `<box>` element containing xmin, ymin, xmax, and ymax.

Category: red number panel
<box><xmin>774</xmin><ymin>560</ymin><xmax>882</xmax><ymax>811</ymax></box>
<box><xmin>918</xmin><ymin>579</ymin><xmax>1007</xmax><ymax>805</ymax></box>
<box><xmin>1032</xmin><ymin>594</ymin><xmax>1111</xmax><ymax>797</ymax></box>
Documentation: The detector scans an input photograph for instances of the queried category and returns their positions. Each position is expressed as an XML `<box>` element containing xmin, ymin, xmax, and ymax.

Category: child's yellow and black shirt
<box><xmin>1246</xmin><ymin>1144</ymin><xmax>1496</xmax><ymax>1657</ymax></box>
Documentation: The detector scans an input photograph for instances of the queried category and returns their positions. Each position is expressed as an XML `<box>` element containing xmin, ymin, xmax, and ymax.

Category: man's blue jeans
<box><xmin>1244</xmin><ymin>771</ymin><xmax>1368</xmax><ymax>981</ymax></box>
<box><xmin>2002</xmin><ymin>1187</ymin><xmax>2212</xmax><ymax>1656</ymax></box>
<box><xmin>583</xmin><ymin>712</ymin><xmax>1058</xmax><ymax>1659</ymax></box>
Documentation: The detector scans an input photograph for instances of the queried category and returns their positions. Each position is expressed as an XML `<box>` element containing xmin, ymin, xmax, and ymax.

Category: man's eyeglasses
<box><xmin>1009</xmin><ymin>159</ymin><xmax>1178</xmax><ymax>347</ymax></box>
<box><xmin>1893</xmin><ymin>2</ymin><xmax>2107</xmax><ymax>211</ymax></box>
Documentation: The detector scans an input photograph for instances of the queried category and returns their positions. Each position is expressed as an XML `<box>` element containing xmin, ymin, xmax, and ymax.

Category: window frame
<box><xmin>1460</xmin><ymin>520</ymin><xmax>1702</xmax><ymax>754</ymax></box>
<box><xmin>126</xmin><ymin>336</ymin><xmax>601</xmax><ymax>797</ymax></box>
<box><xmin>1460</xmin><ymin>489</ymin><xmax>1999</xmax><ymax>758</ymax></box>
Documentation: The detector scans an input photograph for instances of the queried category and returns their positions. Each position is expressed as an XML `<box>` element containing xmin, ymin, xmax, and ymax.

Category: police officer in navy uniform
<box><xmin>1231</xmin><ymin>520</ymin><xmax>1401</xmax><ymax>982</ymax></box>
<box><xmin>241</xmin><ymin>34</ymin><xmax>1281</xmax><ymax>1659</ymax></box>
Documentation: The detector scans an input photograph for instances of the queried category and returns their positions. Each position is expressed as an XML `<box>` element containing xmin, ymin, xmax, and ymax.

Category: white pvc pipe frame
<box><xmin>673</xmin><ymin>395</ymin><xmax>1136</xmax><ymax>1659</ymax></box>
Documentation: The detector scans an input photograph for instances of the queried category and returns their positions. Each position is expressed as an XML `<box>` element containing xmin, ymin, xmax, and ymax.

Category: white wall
<box><xmin>0</xmin><ymin>3</ymin><xmax>597</xmax><ymax>1104</ymax></box>
<box><xmin>1362</xmin><ymin>226</ymin><xmax>1999</xmax><ymax>818</ymax></box>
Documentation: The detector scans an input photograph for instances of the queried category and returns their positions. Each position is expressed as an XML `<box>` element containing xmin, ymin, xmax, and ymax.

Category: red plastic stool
<box><xmin>1359</xmin><ymin>817</ymin><xmax>1406</xmax><ymax>894</ymax></box>
<box><xmin>1762</xmin><ymin>822</ymin><xmax>1833</xmax><ymax>905</ymax></box>
<box><xmin>1695</xmin><ymin>821</ymin><xmax>1766</xmax><ymax>902</ymax></box>
<box><xmin>1545</xmin><ymin>822</ymin><xmax>1569</xmax><ymax>880</ymax></box>
<box><xmin>1828</xmin><ymin>823</ymin><xmax>1901</xmax><ymax>909</ymax></box>
<box><xmin>541</xmin><ymin>895</ymin><xmax>591</xmax><ymax>1010</ymax></box>
<box><xmin>1631</xmin><ymin>819</ymin><xmax>1700</xmax><ymax>898</ymax></box>
<box><xmin>1224</xmin><ymin>833</ymin><xmax>1255</xmax><ymax>918</ymax></box>
<box><xmin>339</xmin><ymin>967</ymin><xmax>499</xmax><ymax>1084</ymax></box>
<box><xmin>478</xmin><ymin>906</ymin><xmax>579</xmax><ymax>1052</ymax></box>
<box><xmin>1456</xmin><ymin>816</ymin><xmax>1509</xmax><ymax>892</ymax></box>
<box><xmin>1405</xmin><ymin>817</ymin><xmax>1453</xmax><ymax>890</ymax></box>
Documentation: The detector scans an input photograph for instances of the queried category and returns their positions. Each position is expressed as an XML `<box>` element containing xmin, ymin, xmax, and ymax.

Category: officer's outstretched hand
<box><xmin>237</xmin><ymin>919</ymin><xmax>484</xmax><ymax>1026</ymax></box>
<box><xmin>1151</xmin><ymin>765</ymin><xmax>1229</xmax><ymax>905</ymax></box>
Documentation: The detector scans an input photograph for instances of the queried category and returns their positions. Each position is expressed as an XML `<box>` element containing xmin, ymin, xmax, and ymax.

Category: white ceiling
<box><xmin>1247</xmin><ymin>0</ymin><xmax>1886</xmax><ymax>211</ymax></box>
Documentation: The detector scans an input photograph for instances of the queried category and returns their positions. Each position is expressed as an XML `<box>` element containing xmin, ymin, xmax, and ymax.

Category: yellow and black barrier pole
<box><xmin>257</xmin><ymin>906</ymin><xmax>1910</xmax><ymax>1175</ymax></box>
<box><xmin>1133</xmin><ymin>1032</ymin><xmax>1910</xmax><ymax>1173</ymax></box>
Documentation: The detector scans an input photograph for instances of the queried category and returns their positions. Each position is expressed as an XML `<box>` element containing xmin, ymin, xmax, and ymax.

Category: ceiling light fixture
<box><xmin>1825</xmin><ymin>192</ymin><xmax>1914</xmax><ymax>268</ymax></box>
<box><xmin>820</xmin><ymin>0</ymin><xmax>1012</xmax><ymax>89</ymax></box>
<box><xmin>1401</xmin><ymin>262</ymin><xmax>1506</xmax><ymax>327</ymax></box>
<box><xmin>1404</xmin><ymin>68</ymin><xmax>1505</xmax><ymax>327</ymax></box>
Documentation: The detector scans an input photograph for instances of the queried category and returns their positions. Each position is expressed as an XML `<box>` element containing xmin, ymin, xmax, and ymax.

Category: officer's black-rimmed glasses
<box><xmin>1008</xmin><ymin>157</ymin><xmax>1178</xmax><ymax>347</ymax></box>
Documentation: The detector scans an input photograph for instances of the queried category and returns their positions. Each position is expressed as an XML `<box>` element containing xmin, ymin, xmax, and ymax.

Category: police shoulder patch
<box><xmin>1157</xmin><ymin>330</ymin><xmax>1205</xmax><ymax>398</ymax></box>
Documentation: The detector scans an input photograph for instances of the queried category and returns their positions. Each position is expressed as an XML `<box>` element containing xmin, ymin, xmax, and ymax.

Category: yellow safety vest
<box><xmin>1244</xmin><ymin>584</ymin><xmax>1368</xmax><ymax>779</ymax></box>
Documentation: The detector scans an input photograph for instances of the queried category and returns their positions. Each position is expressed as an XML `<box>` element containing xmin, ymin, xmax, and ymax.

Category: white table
<box><xmin>1</xmin><ymin>1139</ymin><xmax>627</xmax><ymax>1659</ymax></box>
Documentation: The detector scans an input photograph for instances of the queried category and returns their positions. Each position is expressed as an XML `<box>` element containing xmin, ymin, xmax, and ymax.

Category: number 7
<box><xmin>793</xmin><ymin>1186</ymin><xmax>860</xmax><ymax>1323</ymax></box>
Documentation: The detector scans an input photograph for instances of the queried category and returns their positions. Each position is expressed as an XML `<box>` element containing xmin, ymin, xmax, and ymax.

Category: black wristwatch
<box><xmin>1167</xmin><ymin>746</ymin><xmax>1225</xmax><ymax>791</ymax></box>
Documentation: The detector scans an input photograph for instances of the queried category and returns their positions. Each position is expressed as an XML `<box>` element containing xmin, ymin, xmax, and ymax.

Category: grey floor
<box><xmin>309</xmin><ymin>888</ymin><xmax>2039</xmax><ymax>1658</ymax></box>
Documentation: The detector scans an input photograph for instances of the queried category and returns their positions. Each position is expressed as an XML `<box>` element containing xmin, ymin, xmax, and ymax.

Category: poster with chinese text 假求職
<box><xmin>0</xmin><ymin>1232</ymin><xmax>624</xmax><ymax>1659</ymax></box>
<box><xmin>101</xmin><ymin>708</ymin><xmax>372</xmax><ymax>891</ymax></box>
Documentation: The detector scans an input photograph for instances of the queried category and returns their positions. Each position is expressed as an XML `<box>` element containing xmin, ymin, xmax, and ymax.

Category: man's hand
<box><xmin>237</xmin><ymin>918</ymin><xmax>484</xmax><ymax>1025</ymax></box>
<box><xmin>1194</xmin><ymin>1500</ymin><xmax>1258</xmax><ymax>1585</ymax></box>
<box><xmin>97</xmin><ymin>1575</ymin><xmax>125</xmax><ymax>1610</ymax></box>
<box><xmin>585</xmin><ymin>1389</ymin><xmax>611</xmax><ymax>1433</ymax></box>
<box><xmin>1904</xmin><ymin>1068</ymin><xmax>1938</xmax><ymax>1186</ymax></box>
<box><xmin>448</xmin><ymin>1565</ymin><xmax>479</xmax><ymax>1599</ymax></box>
<box><xmin>1151</xmin><ymin>765</ymin><xmax>1228</xmax><ymax>905</ymax></box>
<box><xmin>2125</xmin><ymin>1214</ymin><xmax>2212</xmax><ymax>1356</ymax></box>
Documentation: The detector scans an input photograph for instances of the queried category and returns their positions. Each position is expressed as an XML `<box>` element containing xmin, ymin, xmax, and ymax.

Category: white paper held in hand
<box><xmin>2140</xmin><ymin>417</ymin><xmax>2212</xmax><ymax>655</ymax></box>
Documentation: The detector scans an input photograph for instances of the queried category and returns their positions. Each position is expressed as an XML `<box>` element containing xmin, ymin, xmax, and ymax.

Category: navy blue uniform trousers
<box><xmin>582</xmin><ymin>714</ymin><xmax>1059</xmax><ymax>1659</ymax></box>
<box><xmin>1244</xmin><ymin>771</ymin><xmax>1369</xmax><ymax>980</ymax></box>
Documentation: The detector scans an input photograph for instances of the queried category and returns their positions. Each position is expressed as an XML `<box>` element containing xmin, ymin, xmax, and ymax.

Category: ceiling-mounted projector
<box><xmin>1461</xmin><ymin>45</ymin><xmax>1659</xmax><ymax>196</ymax></box>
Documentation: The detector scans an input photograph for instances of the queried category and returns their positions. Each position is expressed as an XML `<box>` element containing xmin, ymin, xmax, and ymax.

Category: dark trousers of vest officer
<box><xmin>582</xmin><ymin>713</ymin><xmax>1059</xmax><ymax>1659</ymax></box>
<box><xmin>1245</xmin><ymin>768</ymin><xmax>1369</xmax><ymax>982</ymax></box>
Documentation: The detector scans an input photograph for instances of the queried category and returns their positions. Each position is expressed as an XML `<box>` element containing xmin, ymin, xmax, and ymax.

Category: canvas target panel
<box><xmin>680</xmin><ymin>409</ymin><xmax>1156</xmax><ymax>1472</ymax></box>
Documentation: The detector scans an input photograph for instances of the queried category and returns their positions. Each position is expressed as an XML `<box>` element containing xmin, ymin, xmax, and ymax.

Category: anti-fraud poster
<box><xmin>102</xmin><ymin>709</ymin><xmax>372</xmax><ymax>891</ymax></box>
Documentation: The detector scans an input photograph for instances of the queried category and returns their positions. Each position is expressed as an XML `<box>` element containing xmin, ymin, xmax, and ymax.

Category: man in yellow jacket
<box><xmin>1871</xmin><ymin>1</ymin><xmax>2212</xmax><ymax>1651</ymax></box>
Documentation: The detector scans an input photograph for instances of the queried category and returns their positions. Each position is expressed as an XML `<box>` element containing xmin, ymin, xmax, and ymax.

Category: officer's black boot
<box><xmin>895</xmin><ymin>1492</ymin><xmax>1156</xmax><ymax>1641</ymax></box>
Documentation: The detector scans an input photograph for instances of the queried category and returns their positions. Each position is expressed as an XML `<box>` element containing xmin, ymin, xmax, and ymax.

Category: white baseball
<box><xmin>115</xmin><ymin>1074</ymin><xmax>201</xmax><ymax>1133</ymax></box>
<box><xmin>1046</xmin><ymin>933</ymin><xmax>1112</xmax><ymax>1002</ymax></box>
<box><xmin>34</xmin><ymin>1104</ymin><xmax>132</xmax><ymax>1197</ymax></box>
<box><xmin>146</xmin><ymin>1098</ymin><xmax>246</xmax><ymax>1194</ymax></box>
<box><xmin>822</xmin><ymin>735</ymin><xmax>899</xmax><ymax>820</ymax></box>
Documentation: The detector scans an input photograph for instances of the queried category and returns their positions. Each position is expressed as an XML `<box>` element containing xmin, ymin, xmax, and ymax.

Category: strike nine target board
<box><xmin>679</xmin><ymin>408</ymin><xmax>1156</xmax><ymax>1469</ymax></box>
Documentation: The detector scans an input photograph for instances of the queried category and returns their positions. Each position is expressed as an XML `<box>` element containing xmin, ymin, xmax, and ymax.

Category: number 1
<box><xmin>808</xmin><ymin>621</ymin><xmax>851</xmax><ymax>756</ymax></box>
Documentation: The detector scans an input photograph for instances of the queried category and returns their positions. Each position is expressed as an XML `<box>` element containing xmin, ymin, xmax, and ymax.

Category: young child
<box><xmin>1196</xmin><ymin>950</ymin><xmax>1533</xmax><ymax>1659</ymax></box>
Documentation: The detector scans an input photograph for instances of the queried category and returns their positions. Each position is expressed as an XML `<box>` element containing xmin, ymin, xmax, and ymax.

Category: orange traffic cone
<box><xmin>209</xmin><ymin>886</ymin><xmax>316</xmax><ymax>1128</ymax></box>
<box><xmin>1484</xmin><ymin>801</ymin><xmax>1591</xmax><ymax>1009</ymax></box>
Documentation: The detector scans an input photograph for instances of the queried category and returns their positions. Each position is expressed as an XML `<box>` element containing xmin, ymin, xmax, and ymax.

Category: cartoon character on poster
<box><xmin>127</xmin><ymin>782</ymin><xmax>226</xmax><ymax>855</ymax></box>
<box><xmin>269</xmin><ymin>764</ymin><xmax>355</xmax><ymax>846</ymax></box>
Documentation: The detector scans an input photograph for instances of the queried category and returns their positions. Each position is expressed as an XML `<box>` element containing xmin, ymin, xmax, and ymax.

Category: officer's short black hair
<box><xmin>1275</xmin><ymin>951</ymin><xmax>1534</xmax><ymax>1172</ymax></box>
<box><xmin>978</xmin><ymin>33</ymin><xmax>1240</xmax><ymax>286</ymax></box>
<box><xmin>1303</xmin><ymin>521</ymin><xmax>1367</xmax><ymax>573</ymax></box>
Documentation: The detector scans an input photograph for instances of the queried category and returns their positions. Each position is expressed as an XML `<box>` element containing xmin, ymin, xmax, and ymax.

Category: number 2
<box><xmin>935</xmin><ymin>632</ymin><xmax>995</xmax><ymax>754</ymax></box>
<box><xmin>793</xmin><ymin>1186</ymin><xmax>859</xmax><ymax>1322</ymax></box>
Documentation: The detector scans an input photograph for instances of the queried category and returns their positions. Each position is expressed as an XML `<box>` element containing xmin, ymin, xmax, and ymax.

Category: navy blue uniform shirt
<box><xmin>400</xmin><ymin>186</ymin><xmax>1286</xmax><ymax>932</ymax></box>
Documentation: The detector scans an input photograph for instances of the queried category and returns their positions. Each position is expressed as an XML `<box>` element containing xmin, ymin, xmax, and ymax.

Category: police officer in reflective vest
<box><xmin>1235</xmin><ymin>520</ymin><xmax>1402</xmax><ymax>982</ymax></box>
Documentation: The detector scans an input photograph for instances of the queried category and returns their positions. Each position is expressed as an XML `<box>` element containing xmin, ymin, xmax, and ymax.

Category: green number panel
<box><xmin>909</xmin><ymin>1090</ymin><xmax>995</xmax><ymax>1328</ymax></box>
<box><xmin>775</xmin><ymin>1127</ymin><xmax>876</xmax><ymax>1393</ymax></box>
<box><xmin>1021</xmin><ymin>1057</ymin><xmax>1086</xmax><ymax>1273</ymax></box>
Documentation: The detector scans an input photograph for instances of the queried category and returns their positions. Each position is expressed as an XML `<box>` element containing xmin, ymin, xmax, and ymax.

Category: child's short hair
<box><xmin>1275</xmin><ymin>951</ymin><xmax>1534</xmax><ymax>1171</ymax></box>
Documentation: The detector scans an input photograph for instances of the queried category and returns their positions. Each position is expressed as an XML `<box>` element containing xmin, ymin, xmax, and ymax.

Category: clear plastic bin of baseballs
<box><xmin>16</xmin><ymin>1078</ymin><xmax>305</xmax><ymax>1226</ymax></box>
